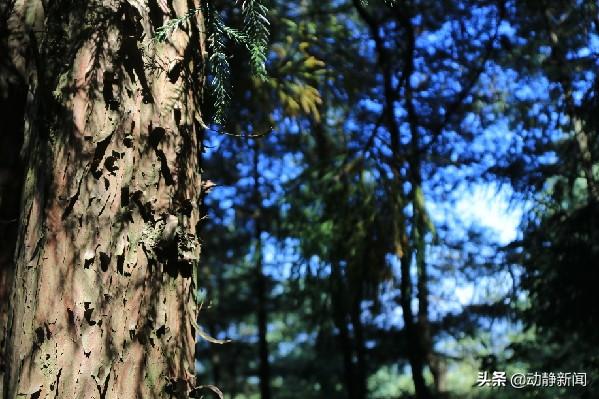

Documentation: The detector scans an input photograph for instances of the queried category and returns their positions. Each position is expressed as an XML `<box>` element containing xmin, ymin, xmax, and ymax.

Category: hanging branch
<box><xmin>156</xmin><ymin>1</ymin><xmax>270</xmax><ymax>125</ymax></box>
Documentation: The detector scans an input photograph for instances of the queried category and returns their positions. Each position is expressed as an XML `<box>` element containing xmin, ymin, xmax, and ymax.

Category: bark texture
<box><xmin>1</xmin><ymin>4</ymin><xmax>28</xmax><ymax>396</ymax></box>
<box><xmin>0</xmin><ymin>37</ymin><xmax>27</xmax><ymax>399</ymax></box>
<box><xmin>4</xmin><ymin>0</ymin><xmax>206</xmax><ymax>397</ymax></box>
<box><xmin>0</xmin><ymin>89</ymin><xmax>25</xmax><ymax>399</ymax></box>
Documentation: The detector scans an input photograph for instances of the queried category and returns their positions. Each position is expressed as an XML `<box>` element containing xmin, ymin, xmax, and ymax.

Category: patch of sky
<box><xmin>589</xmin><ymin>33</ymin><xmax>599</xmax><ymax>53</ymax></box>
<box><xmin>359</xmin><ymin>98</ymin><xmax>383</xmax><ymax>114</ymax></box>
<box><xmin>453</xmin><ymin>183</ymin><xmax>523</xmax><ymax>245</ymax></box>
<box><xmin>498</xmin><ymin>20</ymin><xmax>515</xmax><ymax>37</ymax></box>
<box><xmin>422</xmin><ymin>180</ymin><xmax>526</xmax><ymax>341</ymax></box>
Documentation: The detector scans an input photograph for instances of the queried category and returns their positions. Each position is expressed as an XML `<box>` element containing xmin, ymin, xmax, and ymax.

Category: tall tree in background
<box><xmin>3</xmin><ymin>0</ymin><xmax>206</xmax><ymax>396</ymax></box>
<box><xmin>499</xmin><ymin>2</ymin><xmax>599</xmax><ymax>396</ymax></box>
<box><xmin>197</xmin><ymin>2</ymin><xmax>328</xmax><ymax>397</ymax></box>
<box><xmin>512</xmin><ymin>0</ymin><xmax>599</xmax><ymax>335</ymax></box>
<box><xmin>199</xmin><ymin>0</ymin><xmax>521</xmax><ymax>398</ymax></box>
<box><xmin>350</xmin><ymin>1</ymin><xmax>504</xmax><ymax>396</ymax></box>
<box><xmin>197</xmin><ymin>2</ymin><xmax>598</xmax><ymax>398</ymax></box>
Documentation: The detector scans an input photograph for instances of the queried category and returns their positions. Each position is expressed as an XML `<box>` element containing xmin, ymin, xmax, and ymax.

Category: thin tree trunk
<box><xmin>4</xmin><ymin>1</ymin><xmax>206</xmax><ymax>397</ymax></box>
<box><xmin>398</xmin><ymin>255</ymin><xmax>431</xmax><ymax>399</ymax></box>
<box><xmin>252</xmin><ymin>140</ymin><xmax>271</xmax><ymax>399</ymax></box>
<box><xmin>349</xmin><ymin>289</ymin><xmax>367</xmax><ymax>399</ymax></box>
<box><xmin>309</xmin><ymin>102</ymin><xmax>359</xmax><ymax>399</ymax></box>
<box><xmin>256</xmin><ymin>263</ymin><xmax>271</xmax><ymax>399</ymax></box>
<box><xmin>330</xmin><ymin>261</ymin><xmax>357</xmax><ymax>399</ymax></box>
<box><xmin>351</xmin><ymin>2</ymin><xmax>431</xmax><ymax>397</ymax></box>
<box><xmin>406</xmin><ymin>34</ymin><xmax>436</xmax><ymax>399</ymax></box>
<box><xmin>229</xmin><ymin>348</ymin><xmax>240</xmax><ymax>399</ymax></box>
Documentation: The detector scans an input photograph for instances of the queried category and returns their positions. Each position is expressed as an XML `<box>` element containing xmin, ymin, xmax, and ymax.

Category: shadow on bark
<box><xmin>3</xmin><ymin>0</ymin><xmax>206</xmax><ymax>397</ymax></box>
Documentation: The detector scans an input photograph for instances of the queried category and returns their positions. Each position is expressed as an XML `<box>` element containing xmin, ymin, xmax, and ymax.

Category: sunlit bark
<box><xmin>4</xmin><ymin>1</ymin><xmax>206</xmax><ymax>397</ymax></box>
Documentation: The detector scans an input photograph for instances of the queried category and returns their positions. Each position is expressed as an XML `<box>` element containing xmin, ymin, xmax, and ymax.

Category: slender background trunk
<box><xmin>330</xmin><ymin>261</ymin><xmax>357</xmax><ymax>399</ymax></box>
<box><xmin>349</xmin><ymin>285</ymin><xmax>367</xmax><ymax>399</ymax></box>
<box><xmin>252</xmin><ymin>140</ymin><xmax>271</xmax><ymax>399</ymax></box>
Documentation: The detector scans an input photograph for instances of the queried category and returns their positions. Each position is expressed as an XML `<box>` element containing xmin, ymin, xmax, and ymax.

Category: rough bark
<box><xmin>0</xmin><ymin>91</ymin><xmax>26</xmax><ymax>399</ymax></box>
<box><xmin>4</xmin><ymin>0</ymin><xmax>206</xmax><ymax>397</ymax></box>
<box><xmin>0</xmin><ymin>2</ymin><xmax>30</xmax><ymax>396</ymax></box>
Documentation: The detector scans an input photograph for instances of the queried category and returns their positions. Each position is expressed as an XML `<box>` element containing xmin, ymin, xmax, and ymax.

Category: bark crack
<box><xmin>50</xmin><ymin>368</ymin><xmax>62</xmax><ymax>397</ymax></box>
<box><xmin>93</xmin><ymin>370</ymin><xmax>111</xmax><ymax>399</ymax></box>
<box><xmin>61</xmin><ymin>173</ymin><xmax>84</xmax><ymax>220</ymax></box>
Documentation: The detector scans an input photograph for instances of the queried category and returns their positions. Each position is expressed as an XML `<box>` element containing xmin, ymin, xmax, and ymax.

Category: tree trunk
<box><xmin>0</xmin><ymin>4</ymin><xmax>28</xmax><ymax>396</ymax></box>
<box><xmin>0</xmin><ymin>98</ymin><xmax>25</xmax><ymax>399</ymax></box>
<box><xmin>545</xmin><ymin>17</ymin><xmax>599</xmax><ymax>203</ymax></box>
<box><xmin>349</xmin><ymin>288</ymin><xmax>367</xmax><ymax>399</ymax></box>
<box><xmin>4</xmin><ymin>0</ymin><xmax>206</xmax><ymax>397</ymax></box>
<box><xmin>252</xmin><ymin>141</ymin><xmax>271</xmax><ymax>399</ymax></box>
<box><xmin>330</xmin><ymin>261</ymin><xmax>357</xmax><ymax>399</ymax></box>
<box><xmin>0</xmin><ymin>35</ymin><xmax>27</xmax><ymax>399</ymax></box>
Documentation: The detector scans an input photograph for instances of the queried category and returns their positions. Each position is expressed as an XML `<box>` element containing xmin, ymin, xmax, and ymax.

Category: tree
<box><xmin>0</xmin><ymin>1</ymin><xmax>27</xmax><ymax>392</ymax></box>
<box><xmin>197</xmin><ymin>1</ymin><xmax>525</xmax><ymax>398</ymax></box>
<box><xmin>3</xmin><ymin>0</ymin><xmax>206</xmax><ymax>397</ymax></box>
<box><xmin>497</xmin><ymin>1</ymin><xmax>599</xmax><ymax>394</ymax></box>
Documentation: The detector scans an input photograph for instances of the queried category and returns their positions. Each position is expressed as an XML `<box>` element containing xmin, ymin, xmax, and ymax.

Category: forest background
<box><xmin>196</xmin><ymin>1</ymin><xmax>599</xmax><ymax>398</ymax></box>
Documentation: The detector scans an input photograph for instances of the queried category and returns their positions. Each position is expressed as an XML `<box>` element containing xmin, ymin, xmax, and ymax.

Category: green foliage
<box><xmin>206</xmin><ymin>0</ymin><xmax>270</xmax><ymax>124</ymax></box>
<box><xmin>204</xmin><ymin>3</ymin><xmax>232</xmax><ymax>125</ymax></box>
<box><xmin>267</xmin><ymin>21</ymin><xmax>325</xmax><ymax>121</ymax></box>
<box><xmin>154</xmin><ymin>7</ymin><xmax>202</xmax><ymax>43</ymax></box>
<box><xmin>241</xmin><ymin>0</ymin><xmax>270</xmax><ymax>80</ymax></box>
<box><xmin>156</xmin><ymin>1</ymin><xmax>270</xmax><ymax>124</ymax></box>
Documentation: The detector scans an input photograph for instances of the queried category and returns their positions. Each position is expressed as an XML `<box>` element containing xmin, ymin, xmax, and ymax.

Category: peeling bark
<box><xmin>4</xmin><ymin>0</ymin><xmax>206</xmax><ymax>397</ymax></box>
